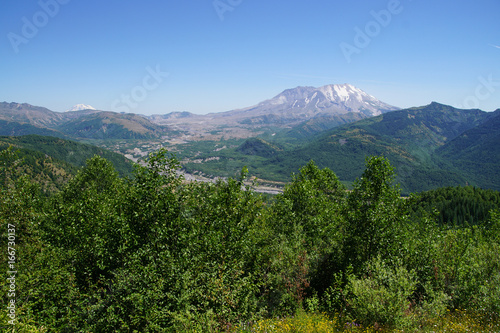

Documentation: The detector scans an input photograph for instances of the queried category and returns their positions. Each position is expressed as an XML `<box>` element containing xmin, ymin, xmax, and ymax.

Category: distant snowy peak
<box><xmin>67</xmin><ymin>104</ymin><xmax>96</xmax><ymax>112</ymax></box>
<box><xmin>319</xmin><ymin>84</ymin><xmax>372</xmax><ymax>102</ymax></box>
<box><xmin>261</xmin><ymin>84</ymin><xmax>399</xmax><ymax>117</ymax></box>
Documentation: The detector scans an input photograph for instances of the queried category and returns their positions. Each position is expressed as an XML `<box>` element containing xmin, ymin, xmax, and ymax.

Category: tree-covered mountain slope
<box><xmin>0</xmin><ymin>135</ymin><xmax>135</xmax><ymax>191</ymax></box>
<box><xmin>435</xmin><ymin>109</ymin><xmax>500</xmax><ymax>189</ymax></box>
<box><xmin>263</xmin><ymin>103</ymin><xmax>495</xmax><ymax>193</ymax></box>
<box><xmin>56</xmin><ymin>111</ymin><xmax>168</xmax><ymax>139</ymax></box>
<box><xmin>0</xmin><ymin>119</ymin><xmax>68</xmax><ymax>138</ymax></box>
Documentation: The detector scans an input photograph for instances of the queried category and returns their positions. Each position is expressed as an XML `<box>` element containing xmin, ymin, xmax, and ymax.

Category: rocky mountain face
<box><xmin>0</xmin><ymin>102</ymin><xmax>64</xmax><ymax>128</ymax></box>
<box><xmin>2</xmin><ymin>84</ymin><xmax>399</xmax><ymax>141</ymax></box>
<box><xmin>150</xmin><ymin>84</ymin><xmax>400</xmax><ymax>137</ymax></box>
<box><xmin>231</xmin><ymin>83</ymin><xmax>399</xmax><ymax>120</ymax></box>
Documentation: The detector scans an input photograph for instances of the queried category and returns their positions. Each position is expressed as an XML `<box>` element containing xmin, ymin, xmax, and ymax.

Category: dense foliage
<box><xmin>1</xmin><ymin>148</ymin><xmax>499</xmax><ymax>332</ymax></box>
<box><xmin>0</xmin><ymin>135</ymin><xmax>134</xmax><ymax>188</ymax></box>
<box><xmin>410</xmin><ymin>186</ymin><xmax>500</xmax><ymax>226</ymax></box>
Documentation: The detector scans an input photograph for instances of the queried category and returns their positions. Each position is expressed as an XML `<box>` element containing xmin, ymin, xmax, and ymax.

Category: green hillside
<box><xmin>0</xmin><ymin>135</ymin><xmax>135</xmax><ymax>189</ymax></box>
<box><xmin>261</xmin><ymin>103</ymin><xmax>488</xmax><ymax>192</ymax></box>
<box><xmin>0</xmin><ymin>120</ymin><xmax>68</xmax><ymax>138</ymax></box>
<box><xmin>280</xmin><ymin>112</ymin><xmax>366</xmax><ymax>142</ymax></box>
<box><xmin>0</xmin><ymin>102</ymin><xmax>170</xmax><ymax>140</ymax></box>
<box><xmin>436</xmin><ymin>110</ymin><xmax>500</xmax><ymax>189</ymax></box>
<box><xmin>409</xmin><ymin>185</ymin><xmax>500</xmax><ymax>226</ymax></box>
<box><xmin>0</xmin><ymin>145</ymin><xmax>77</xmax><ymax>193</ymax></box>
<box><xmin>178</xmin><ymin>103</ymin><xmax>499</xmax><ymax>194</ymax></box>
<box><xmin>236</xmin><ymin>138</ymin><xmax>283</xmax><ymax>158</ymax></box>
<box><xmin>56</xmin><ymin>112</ymin><xmax>167</xmax><ymax>139</ymax></box>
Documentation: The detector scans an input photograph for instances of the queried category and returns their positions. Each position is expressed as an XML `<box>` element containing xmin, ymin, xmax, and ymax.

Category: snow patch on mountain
<box><xmin>67</xmin><ymin>104</ymin><xmax>96</xmax><ymax>112</ymax></box>
<box><xmin>253</xmin><ymin>83</ymin><xmax>399</xmax><ymax>118</ymax></box>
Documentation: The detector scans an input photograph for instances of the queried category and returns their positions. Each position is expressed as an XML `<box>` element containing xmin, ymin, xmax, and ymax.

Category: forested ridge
<box><xmin>1</xmin><ymin>147</ymin><xmax>499</xmax><ymax>332</ymax></box>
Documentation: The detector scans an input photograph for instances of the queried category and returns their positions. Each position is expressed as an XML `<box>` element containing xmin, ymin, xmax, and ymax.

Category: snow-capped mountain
<box><xmin>152</xmin><ymin>84</ymin><xmax>400</xmax><ymax>133</ymax></box>
<box><xmin>67</xmin><ymin>104</ymin><xmax>96</xmax><ymax>112</ymax></box>
<box><xmin>234</xmin><ymin>83</ymin><xmax>399</xmax><ymax>119</ymax></box>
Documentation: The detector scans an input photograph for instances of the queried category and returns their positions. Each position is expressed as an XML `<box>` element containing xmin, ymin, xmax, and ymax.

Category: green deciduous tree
<box><xmin>347</xmin><ymin>256</ymin><xmax>418</xmax><ymax>327</ymax></box>
<box><xmin>344</xmin><ymin>156</ymin><xmax>406</xmax><ymax>270</ymax></box>
<box><xmin>265</xmin><ymin>161</ymin><xmax>347</xmax><ymax>313</ymax></box>
<box><xmin>43</xmin><ymin>155</ymin><xmax>125</xmax><ymax>289</ymax></box>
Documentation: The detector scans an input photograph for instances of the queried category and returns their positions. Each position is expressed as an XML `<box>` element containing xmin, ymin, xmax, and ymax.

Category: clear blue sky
<box><xmin>1</xmin><ymin>0</ymin><xmax>499</xmax><ymax>115</ymax></box>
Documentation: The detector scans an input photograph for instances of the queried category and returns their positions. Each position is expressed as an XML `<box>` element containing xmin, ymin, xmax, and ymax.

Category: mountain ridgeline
<box><xmin>196</xmin><ymin>102</ymin><xmax>499</xmax><ymax>194</ymax></box>
<box><xmin>280</xmin><ymin>103</ymin><xmax>500</xmax><ymax>192</ymax></box>
<box><xmin>229</xmin><ymin>83</ymin><xmax>399</xmax><ymax>124</ymax></box>
<box><xmin>1</xmin><ymin>86</ymin><xmax>499</xmax><ymax>195</ymax></box>
<box><xmin>1</xmin><ymin>84</ymin><xmax>399</xmax><ymax>141</ymax></box>
<box><xmin>148</xmin><ymin>84</ymin><xmax>400</xmax><ymax>137</ymax></box>
<box><xmin>0</xmin><ymin>102</ymin><xmax>169</xmax><ymax>140</ymax></box>
<box><xmin>56</xmin><ymin>112</ymin><xmax>167</xmax><ymax>140</ymax></box>
<box><xmin>2</xmin><ymin>88</ymin><xmax>500</xmax><ymax>331</ymax></box>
